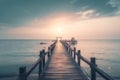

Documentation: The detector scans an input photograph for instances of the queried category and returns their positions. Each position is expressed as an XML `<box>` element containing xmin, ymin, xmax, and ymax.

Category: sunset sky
<box><xmin>0</xmin><ymin>0</ymin><xmax>120</xmax><ymax>39</ymax></box>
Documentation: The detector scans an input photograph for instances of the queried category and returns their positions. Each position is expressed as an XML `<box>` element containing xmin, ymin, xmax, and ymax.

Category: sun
<box><xmin>56</xmin><ymin>27</ymin><xmax>62</xmax><ymax>34</ymax></box>
<box><xmin>54</xmin><ymin>26</ymin><xmax>64</xmax><ymax>36</ymax></box>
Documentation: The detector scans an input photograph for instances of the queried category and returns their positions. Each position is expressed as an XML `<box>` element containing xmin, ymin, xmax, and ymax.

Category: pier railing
<box><xmin>18</xmin><ymin>40</ymin><xmax>57</xmax><ymax>80</ymax></box>
<box><xmin>61</xmin><ymin>40</ymin><xmax>114</xmax><ymax>80</ymax></box>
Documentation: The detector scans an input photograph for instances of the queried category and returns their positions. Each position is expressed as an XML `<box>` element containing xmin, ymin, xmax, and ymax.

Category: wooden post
<box><xmin>70</xmin><ymin>48</ymin><xmax>72</xmax><ymax>56</ymax></box>
<box><xmin>65</xmin><ymin>43</ymin><xmax>67</xmax><ymax>50</ymax></box>
<box><xmin>48</xmin><ymin>52</ymin><xmax>50</xmax><ymax>58</ymax></box>
<box><xmin>50</xmin><ymin>45</ymin><xmax>53</xmax><ymax>53</ymax></box>
<box><xmin>67</xmin><ymin>45</ymin><xmax>69</xmax><ymax>52</ymax></box>
<box><xmin>74</xmin><ymin>47</ymin><xmax>76</xmax><ymax>60</ymax></box>
<box><xmin>42</xmin><ymin>49</ymin><xmax>45</xmax><ymax>68</ymax></box>
<box><xmin>48</xmin><ymin>47</ymin><xmax>50</xmax><ymax>57</ymax></box>
<box><xmin>49</xmin><ymin>46</ymin><xmax>51</xmax><ymax>55</ymax></box>
<box><xmin>91</xmin><ymin>57</ymin><xmax>96</xmax><ymax>80</ymax></box>
<box><xmin>67</xmin><ymin>45</ymin><xmax>69</xmax><ymax>51</ymax></box>
<box><xmin>19</xmin><ymin>66</ymin><xmax>27</xmax><ymax>80</ymax></box>
<box><xmin>68</xmin><ymin>45</ymin><xmax>70</xmax><ymax>53</ymax></box>
<box><xmin>39</xmin><ymin>51</ymin><xmax>43</xmax><ymax>76</ymax></box>
<box><xmin>77</xmin><ymin>50</ymin><xmax>81</xmax><ymax>66</ymax></box>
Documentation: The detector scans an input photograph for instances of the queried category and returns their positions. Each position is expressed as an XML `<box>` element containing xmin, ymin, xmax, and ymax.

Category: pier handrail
<box><xmin>18</xmin><ymin>40</ymin><xmax>57</xmax><ymax>80</ymax></box>
<box><xmin>61</xmin><ymin>40</ymin><xmax>114</xmax><ymax>80</ymax></box>
<box><xmin>79</xmin><ymin>54</ymin><xmax>113</xmax><ymax>80</ymax></box>
<box><xmin>26</xmin><ymin>57</ymin><xmax>41</xmax><ymax>77</ymax></box>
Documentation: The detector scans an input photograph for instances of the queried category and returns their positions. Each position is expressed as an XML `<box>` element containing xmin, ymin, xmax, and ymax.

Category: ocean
<box><xmin>75</xmin><ymin>39</ymin><xmax>120</xmax><ymax>80</ymax></box>
<box><xmin>0</xmin><ymin>39</ymin><xmax>120</xmax><ymax>80</ymax></box>
<box><xmin>0</xmin><ymin>39</ymin><xmax>52</xmax><ymax>78</ymax></box>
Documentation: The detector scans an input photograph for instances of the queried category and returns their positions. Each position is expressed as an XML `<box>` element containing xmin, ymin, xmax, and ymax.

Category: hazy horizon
<box><xmin>0</xmin><ymin>38</ymin><xmax>120</xmax><ymax>40</ymax></box>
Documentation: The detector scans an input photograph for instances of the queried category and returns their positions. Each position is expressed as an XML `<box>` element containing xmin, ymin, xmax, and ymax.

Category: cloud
<box><xmin>75</xmin><ymin>9</ymin><xmax>100</xmax><ymax>19</ymax></box>
<box><xmin>109</xmin><ymin>0</ymin><xmax>120</xmax><ymax>8</ymax></box>
<box><xmin>0</xmin><ymin>0</ymin><xmax>71</xmax><ymax>27</ymax></box>
<box><xmin>72</xmin><ymin>0</ymin><xmax>119</xmax><ymax>17</ymax></box>
<box><xmin>108</xmin><ymin>0</ymin><xmax>120</xmax><ymax>15</ymax></box>
<box><xmin>1</xmin><ymin>12</ymin><xmax>120</xmax><ymax>39</ymax></box>
<box><xmin>0</xmin><ymin>0</ymin><xmax>120</xmax><ymax>28</ymax></box>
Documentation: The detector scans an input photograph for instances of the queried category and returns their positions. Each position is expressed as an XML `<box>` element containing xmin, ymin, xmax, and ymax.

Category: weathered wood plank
<box><xmin>39</xmin><ymin>42</ymin><xmax>88</xmax><ymax>80</ymax></box>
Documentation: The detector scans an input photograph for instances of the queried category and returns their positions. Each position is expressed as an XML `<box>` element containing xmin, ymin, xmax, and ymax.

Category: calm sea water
<box><xmin>0</xmin><ymin>39</ymin><xmax>120</xmax><ymax>80</ymax></box>
<box><xmin>0</xmin><ymin>39</ymin><xmax>52</xmax><ymax>78</ymax></box>
<box><xmin>75</xmin><ymin>39</ymin><xmax>120</xmax><ymax>80</ymax></box>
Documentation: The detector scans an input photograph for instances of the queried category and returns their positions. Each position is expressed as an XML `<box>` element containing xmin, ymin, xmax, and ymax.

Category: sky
<box><xmin>0</xmin><ymin>0</ymin><xmax>120</xmax><ymax>39</ymax></box>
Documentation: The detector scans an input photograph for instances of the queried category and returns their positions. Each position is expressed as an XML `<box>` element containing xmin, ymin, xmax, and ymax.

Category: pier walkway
<box><xmin>39</xmin><ymin>41</ymin><xmax>88</xmax><ymax>80</ymax></box>
<box><xmin>18</xmin><ymin>40</ymin><xmax>114</xmax><ymax>80</ymax></box>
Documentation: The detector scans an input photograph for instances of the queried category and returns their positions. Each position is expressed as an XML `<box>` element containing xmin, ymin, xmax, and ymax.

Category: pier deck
<box><xmin>39</xmin><ymin>41</ymin><xmax>88</xmax><ymax>80</ymax></box>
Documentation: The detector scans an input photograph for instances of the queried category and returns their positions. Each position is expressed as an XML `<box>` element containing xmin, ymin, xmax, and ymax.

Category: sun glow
<box><xmin>53</xmin><ymin>26</ymin><xmax>64</xmax><ymax>37</ymax></box>
<box><xmin>56</xmin><ymin>27</ymin><xmax>62</xmax><ymax>34</ymax></box>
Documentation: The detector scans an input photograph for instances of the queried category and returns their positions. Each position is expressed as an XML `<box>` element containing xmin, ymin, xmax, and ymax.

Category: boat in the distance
<box><xmin>40</xmin><ymin>42</ymin><xmax>46</xmax><ymax>44</ymax></box>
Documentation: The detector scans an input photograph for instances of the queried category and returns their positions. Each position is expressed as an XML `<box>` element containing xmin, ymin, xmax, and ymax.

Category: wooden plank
<box><xmin>39</xmin><ymin>42</ymin><xmax>88</xmax><ymax>80</ymax></box>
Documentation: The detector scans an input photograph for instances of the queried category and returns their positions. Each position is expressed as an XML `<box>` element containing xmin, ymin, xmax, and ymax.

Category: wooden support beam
<box><xmin>77</xmin><ymin>50</ymin><xmax>81</xmax><ymax>66</ymax></box>
<box><xmin>74</xmin><ymin>47</ymin><xmax>76</xmax><ymax>60</ymax></box>
<box><xmin>91</xmin><ymin>57</ymin><xmax>96</xmax><ymax>80</ymax></box>
<box><xmin>19</xmin><ymin>66</ymin><xmax>27</xmax><ymax>80</ymax></box>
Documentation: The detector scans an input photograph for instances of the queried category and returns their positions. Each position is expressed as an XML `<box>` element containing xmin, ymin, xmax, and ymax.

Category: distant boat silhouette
<box><xmin>40</xmin><ymin>42</ymin><xmax>46</xmax><ymax>44</ymax></box>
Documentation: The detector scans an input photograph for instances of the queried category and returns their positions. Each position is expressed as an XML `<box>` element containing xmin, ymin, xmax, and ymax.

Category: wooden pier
<box><xmin>18</xmin><ymin>40</ymin><xmax>114</xmax><ymax>80</ymax></box>
<box><xmin>39</xmin><ymin>41</ymin><xmax>88</xmax><ymax>80</ymax></box>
